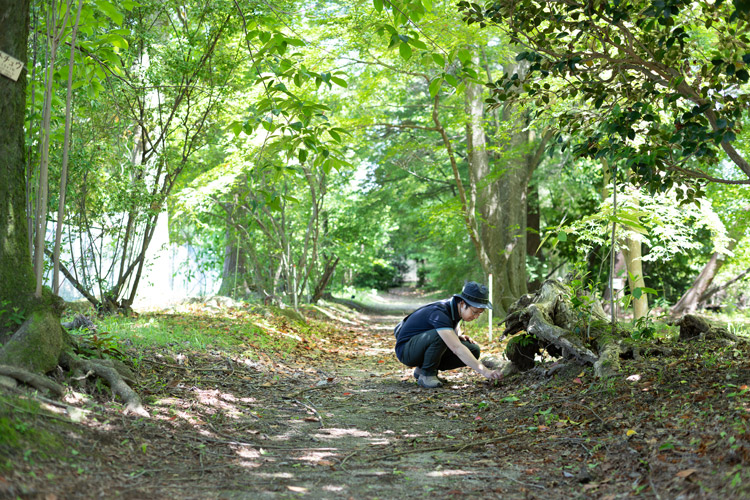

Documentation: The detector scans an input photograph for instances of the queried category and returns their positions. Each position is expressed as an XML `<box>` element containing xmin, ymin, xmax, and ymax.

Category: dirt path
<box><xmin>3</xmin><ymin>297</ymin><xmax>750</xmax><ymax>499</ymax></box>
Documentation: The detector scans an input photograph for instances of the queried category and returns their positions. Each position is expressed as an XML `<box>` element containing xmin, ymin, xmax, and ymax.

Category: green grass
<box><xmin>85</xmin><ymin>309</ymin><xmax>310</xmax><ymax>360</ymax></box>
<box><xmin>94</xmin><ymin>313</ymin><xmax>248</xmax><ymax>350</ymax></box>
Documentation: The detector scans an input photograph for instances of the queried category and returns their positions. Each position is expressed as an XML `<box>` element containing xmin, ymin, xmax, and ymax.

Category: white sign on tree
<box><xmin>0</xmin><ymin>50</ymin><xmax>24</xmax><ymax>81</ymax></box>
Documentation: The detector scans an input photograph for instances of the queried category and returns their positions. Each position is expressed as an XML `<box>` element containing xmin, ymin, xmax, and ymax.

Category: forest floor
<box><xmin>2</xmin><ymin>289</ymin><xmax>750</xmax><ymax>499</ymax></box>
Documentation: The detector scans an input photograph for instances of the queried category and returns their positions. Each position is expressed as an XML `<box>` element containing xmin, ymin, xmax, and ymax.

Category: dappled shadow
<box><xmin>5</xmin><ymin>295</ymin><xmax>750</xmax><ymax>499</ymax></box>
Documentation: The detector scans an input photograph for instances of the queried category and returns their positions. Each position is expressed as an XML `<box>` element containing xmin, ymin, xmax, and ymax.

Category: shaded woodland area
<box><xmin>1</xmin><ymin>0</ymin><xmax>750</xmax><ymax>498</ymax></box>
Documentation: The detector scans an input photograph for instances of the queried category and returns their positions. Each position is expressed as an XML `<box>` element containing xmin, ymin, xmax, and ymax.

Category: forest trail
<box><xmin>4</xmin><ymin>292</ymin><xmax>750</xmax><ymax>499</ymax></box>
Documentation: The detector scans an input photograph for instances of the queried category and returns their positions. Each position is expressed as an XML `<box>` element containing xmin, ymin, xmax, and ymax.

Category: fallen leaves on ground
<box><xmin>2</xmin><ymin>300</ymin><xmax>749</xmax><ymax>499</ymax></box>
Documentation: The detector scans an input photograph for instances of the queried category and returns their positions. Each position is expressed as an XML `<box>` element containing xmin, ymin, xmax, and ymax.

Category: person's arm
<box><xmin>436</xmin><ymin>328</ymin><xmax>502</xmax><ymax>380</ymax></box>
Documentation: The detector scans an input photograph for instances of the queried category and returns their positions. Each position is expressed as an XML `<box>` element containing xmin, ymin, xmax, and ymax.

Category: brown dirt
<box><xmin>2</xmin><ymin>304</ymin><xmax>750</xmax><ymax>499</ymax></box>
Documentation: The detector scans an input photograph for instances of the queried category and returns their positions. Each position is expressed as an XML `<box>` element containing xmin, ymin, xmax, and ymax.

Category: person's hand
<box><xmin>458</xmin><ymin>334</ymin><xmax>476</xmax><ymax>344</ymax></box>
<box><xmin>482</xmin><ymin>368</ymin><xmax>504</xmax><ymax>380</ymax></box>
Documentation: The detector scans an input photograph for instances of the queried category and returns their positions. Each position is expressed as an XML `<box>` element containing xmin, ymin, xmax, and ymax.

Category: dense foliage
<box><xmin>3</xmin><ymin>0</ymin><xmax>748</xmax><ymax>315</ymax></box>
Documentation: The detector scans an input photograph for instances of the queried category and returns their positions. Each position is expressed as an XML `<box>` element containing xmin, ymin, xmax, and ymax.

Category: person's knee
<box><xmin>466</xmin><ymin>342</ymin><xmax>481</xmax><ymax>359</ymax></box>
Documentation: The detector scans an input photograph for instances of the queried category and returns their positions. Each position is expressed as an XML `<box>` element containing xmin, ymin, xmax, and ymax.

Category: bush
<box><xmin>354</xmin><ymin>261</ymin><xmax>404</xmax><ymax>290</ymax></box>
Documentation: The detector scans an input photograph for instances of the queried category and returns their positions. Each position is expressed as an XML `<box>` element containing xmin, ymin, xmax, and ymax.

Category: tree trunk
<box><xmin>622</xmin><ymin>235</ymin><xmax>648</xmax><ymax>319</ymax></box>
<box><xmin>699</xmin><ymin>265</ymin><xmax>750</xmax><ymax>306</ymax></box>
<box><xmin>0</xmin><ymin>0</ymin><xmax>67</xmax><ymax>373</ymax></box>
<box><xmin>311</xmin><ymin>256</ymin><xmax>339</xmax><ymax>304</ymax></box>
<box><xmin>671</xmin><ymin>250</ymin><xmax>727</xmax><ymax>316</ymax></box>
<box><xmin>671</xmin><ymin>205</ymin><xmax>747</xmax><ymax>317</ymax></box>
<box><xmin>53</xmin><ymin>0</ymin><xmax>83</xmax><ymax>294</ymax></box>
<box><xmin>526</xmin><ymin>180</ymin><xmax>542</xmax><ymax>291</ymax></box>
<box><xmin>0</xmin><ymin>0</ymin><xmax>35</xmax><ymax>317</ymax></box>
<box><xmin>218</xmin><ymin>227</ymin><xmax>249</xmax><ymax>298</ymax></box>
<box><xmin>464</xmin><ymin>53</ymin><xmax>550</xmax><ymax>316</ymax></box>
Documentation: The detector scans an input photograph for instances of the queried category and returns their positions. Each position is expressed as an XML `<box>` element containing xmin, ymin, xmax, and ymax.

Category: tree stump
<box><xmin>677</xmin><ymin>314</ymin><xmax>742</xmax><ymax>343</ymax></box>
<box><xmin>502</xmin><ymin>279</ymin><xmax>625</xmax><ymax>378</ymax></box>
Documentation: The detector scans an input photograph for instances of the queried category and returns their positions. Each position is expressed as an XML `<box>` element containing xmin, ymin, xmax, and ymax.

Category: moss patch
<box><xmin>0</xmin><ymin>310</ymin><xmax>64</xmax><ymax>372</ymax></box>
<box><xmin>0</xmin><ymin>395</ymin><xmax>67</xmax><ymax>472</ymax></box>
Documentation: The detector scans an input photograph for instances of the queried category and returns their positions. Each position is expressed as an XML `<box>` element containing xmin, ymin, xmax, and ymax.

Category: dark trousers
<box><xmin>399</xmin><ymin>329</ymin><xmax>480</xmax><ymax>376</ymax></box>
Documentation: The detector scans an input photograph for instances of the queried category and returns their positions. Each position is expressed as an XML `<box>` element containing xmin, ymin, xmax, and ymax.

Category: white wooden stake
<box><xmin>488</xmin><ymin>274</ymin><xmax>493</xmax><ymax>341</ymax></box>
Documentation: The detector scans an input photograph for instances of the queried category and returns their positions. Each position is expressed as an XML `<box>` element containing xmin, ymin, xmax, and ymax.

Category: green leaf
<box><xmin>284</xmin><ymin>37</ymin><xmax>305</xmax><ymax>47</ymax></box>
<box><xmin>458</xmin><ymin>48</ymin><xmax>471</xmax><ymax>64</ymax></box>
<box><xmin>373</xmin><ymin>0</ymin><xmax>383</xmax><ymax>12</ymax></box>
<box><xmin>432</xmin><ymin>53</ymin><xmax>445</xmax><ymax>67</ymax></box>
<box><xmin>298</xmin><ymin>149</ymin><xmax>308</xmax><ymax>163</ymax></box>
<box><xmin>557</xmin><ymin>231</ymin><xmax>568</xmax><ymax>242</ymax></box>
<box><xmin>444</xmin><ymin>73</ymin><xmax>458</xmax><ymax>87</ymax></box>
<box><xmin>410</xmin><ymin>38</ymin><xmax>428</xmax><ymax>50</ymax></box>
<box><xmin>328</xmin><ymin>129</ymin><xmax>341</xmax><ymax>142</ymax></box>
<box><xmin>330</xmin><ymin>76</ymin><xmax>348</xmax><ymax>88</ymax></box>
<box><xmin>267</xmin><ymin>196</ymin><xmax>282</xmax><ymax>212</ymax></box>
<box><xmin>96</xmin><ymin>0</ymin><xmax>124</xmax><ymax>25</ymax></box>
<box><xmin>399</xmin><ymin>42</ymin><xmax>412</xmax><ymax>60</ymax></box>
<box><xmin>261</xmin><ymin>120</ymin><xmax>276</xmax><ymax>132</ymax></box>
<box><xmin>86</xmin><ymin>83</ymin><xmax>99</xmax><ymax>99</ymax></box>
<box><xmin>429</xmin><ymin>78</ymin><xmax>443</xmax><ymax>97</ymax></box>
<box><xmin>322</xmin><ymin>158</ymin><xmax>332</xmax><ymax>174</ymax></box>
<box><xmin>101</xmin><ymin>33</ymin><xmax>128</xmax><ymax>49</ymax></box>
<box><xmin>383</xmin><ymin>24</ymin><xmax>398</xmax><ymax>36</ymax></box>
<box><xmin>229</xmin><ymin>121</ymin><xmax>242</xmax><ymax>136</ymax></box>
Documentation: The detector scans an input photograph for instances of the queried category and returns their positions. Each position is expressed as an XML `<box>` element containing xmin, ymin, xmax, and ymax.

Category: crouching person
<box><xmin>394</xmin><ymin>281</ymin><xmax>503</xmax><ymax>388</ymax></box>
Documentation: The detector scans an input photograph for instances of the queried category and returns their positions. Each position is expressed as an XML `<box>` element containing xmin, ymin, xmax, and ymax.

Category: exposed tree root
<box><xmin>0</xmin><ymin>364</ymin><xmax>64</xmax><ymax>396</ymax></box>
<box><xmin>0</xmin><ymin>303</ymin><xmax>147</xmax><ymax>417</ymax></box>
<box><xmin>502</xmin><ymin>280</ymin><xmax>742</xmax><ymax>378</ymax></box>
<box><xmin>504</xmin><ymin>279</ymin><xmax>619</xmax><ymax>376</ymax></box>
<box><xmin>60</xmin><ymin>351</ymin><xmax>148</xmax><ymax>417</ymax></box>
<box><xmin>677</xmin><ymin>314</ymin><xmax>745</xmax><ymax>344</ymax></box>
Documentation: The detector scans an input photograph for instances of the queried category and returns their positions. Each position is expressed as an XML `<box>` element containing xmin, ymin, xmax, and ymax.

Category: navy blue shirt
<box><xmin>394</xmin><ymin>298</ymin><xmax>459</xmax><ymax>361</ymax></box>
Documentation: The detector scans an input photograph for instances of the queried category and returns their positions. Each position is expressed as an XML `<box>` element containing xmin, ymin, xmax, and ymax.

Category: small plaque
<box><xmin>611</xmin><ymin>278</ymin><xmax>624</xmax><ymax>290</ymax></box>
<box><xmin>0</xmin><ymin>50</ymin><xmax>25</xmax><ymax>82</ymax></box>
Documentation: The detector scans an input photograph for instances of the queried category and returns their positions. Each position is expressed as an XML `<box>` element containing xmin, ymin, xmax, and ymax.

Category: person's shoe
<box><xmin>417</xmin><ymin>374</ymin><xmax>443</xmax><ymax>388</ymax></box>
<box><xmin>414</xmin><ymin>367</ymin><xmax>447</xmax><ymax>383</ymax></box>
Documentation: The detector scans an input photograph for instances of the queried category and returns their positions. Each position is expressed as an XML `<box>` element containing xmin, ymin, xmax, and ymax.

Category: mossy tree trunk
<box><xmin>465</xmin><ymin>53</ymin><xmax>551</xmax><ymax>317</ymax></box>
<box><xmin>0</xmin><ymin>0</ymin><xmax>68</xmax><ymax>386</ymax></box>
<box><xmin>0</xmin><ymin>2</ymin><xmax>146</xmax><ymax>415</ymax></box>
<box><xmin>0</xmin><ymin>0</ymin><xmax>35</xmax><ymax>321</ymax></box>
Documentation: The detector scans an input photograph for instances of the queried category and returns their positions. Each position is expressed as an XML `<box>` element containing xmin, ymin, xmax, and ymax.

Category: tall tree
<box><xmin>317</xmin><ymin>0</ymin><xmax>553</xmax><ymax>313</ymax></box>
<box><xmin>0</xmin><ymin>0</ymin><xmax>35</xmax><ymax>320</ymax></box>
<box><xmin>465</xmin><ymin>53</ymin><xmax>551</xmax><ymax>311</ymax></box>
<box><xmin>459</xmin><ymin>0</ymin><xmax>750</xmax><ymax>315</ymax></box>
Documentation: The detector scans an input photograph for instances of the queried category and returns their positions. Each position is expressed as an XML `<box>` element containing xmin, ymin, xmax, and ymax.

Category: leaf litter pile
<box><xmin>2</xmin><ymin>297</ymin><xmax>749</xmax><ymax>499</ymax></box>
